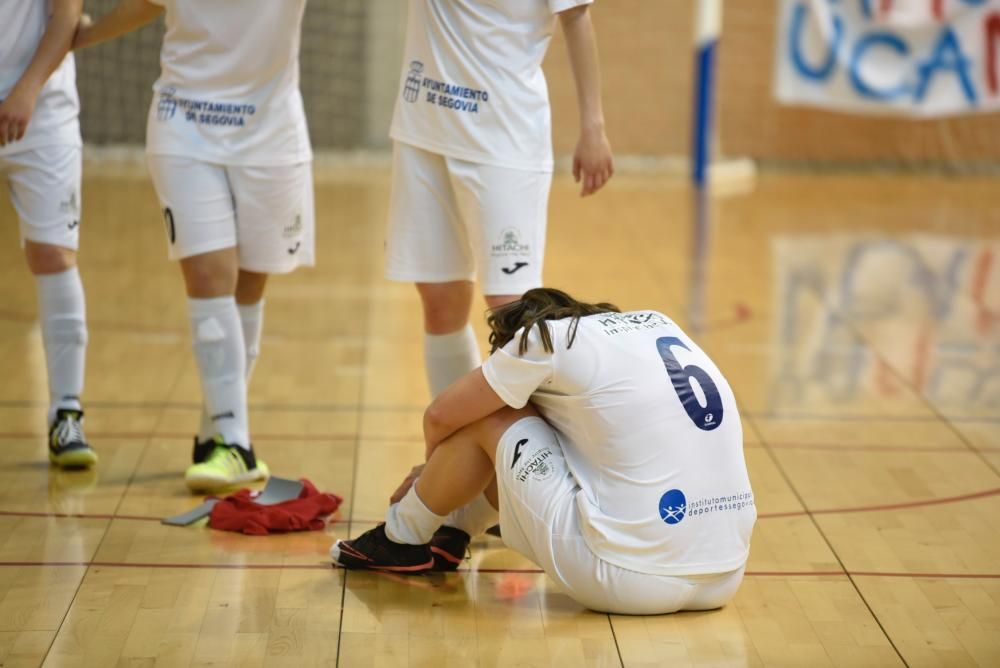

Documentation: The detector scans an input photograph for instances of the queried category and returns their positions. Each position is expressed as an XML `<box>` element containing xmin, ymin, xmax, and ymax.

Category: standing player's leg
<box><xmin>180</xmin><ymin>247</ymin><xmax>266</xmax><ymax>490</ymax></box>
<box><xmin>192</xmin><ymin>268</ymin><xmax>267</xmax><ymax>462</ymax></box>
<box><xmin>193</xmin><ymin>159</ymin><xmax>313</xmax><ymax>463</ymax></box>
<box><xmin>415</xmin><ymin>280</ymin><xmax>480</xmax><ymax>397</ymax></box>
<box><xmin>235</xmin><ymin>270</ymin><xmax>267</xmax><ymax>382</ymax></box>
<box><xmin>385</xmin><ymin>143</ymin><xmax>481</xmax><ymax>398</ymax></box>
<box><xmin>148</xmin><ymin>156</ymin><xmax>267</xmax><ymax>491</ymax></box>
<box><xmin>417</xmin><ymin>155</ymin><xmax>554</xmax><ymax>396</ymax></box>
<box><xmin>6</xmin><ymin>146</ymin><xmax>95</xmax><ymax>468</ymax></box>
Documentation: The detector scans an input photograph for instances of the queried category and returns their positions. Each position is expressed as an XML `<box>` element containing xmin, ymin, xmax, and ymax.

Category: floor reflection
<box><xmin>771</xmin><ymin>234</ymin><xmax>999</xmax><ymax>416</ymax></box>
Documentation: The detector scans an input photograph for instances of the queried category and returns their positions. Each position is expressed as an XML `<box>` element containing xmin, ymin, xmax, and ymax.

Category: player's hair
<box><xmin>487</xmin><ymin>288</ymin><xmax>620</xmax><ymax>355</ymax></box>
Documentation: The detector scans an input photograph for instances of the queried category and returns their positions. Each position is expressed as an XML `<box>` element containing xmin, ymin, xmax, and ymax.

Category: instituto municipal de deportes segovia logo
<box><xmin>659</xmin><ymin>489</ymin><xmax>687</xmax><ymax>525</ymax></box>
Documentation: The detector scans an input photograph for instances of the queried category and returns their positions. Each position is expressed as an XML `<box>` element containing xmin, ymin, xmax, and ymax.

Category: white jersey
<box><xmin>390</xmin><ymin>0</ymin><xmax>593</xmax><ymax>173</ymax></box>
<box><xmin>146</xmin><ymin>0</ymin><xmax>312</xmax><ymax>166</ymax></box>
<box><xmin>0</xmin><ymin>0</ymin><xmax>81</xmax><ymax>157</ymax></box>
<box><xmin>482</xmin><ymin>311</ymin><xmax>756</xmax><ymax>576</ymax></box>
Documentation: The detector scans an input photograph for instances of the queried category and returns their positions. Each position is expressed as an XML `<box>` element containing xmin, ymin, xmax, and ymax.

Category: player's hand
<box><xmin>572</xmin><ymin>125</ymin><xmax>614</xmax><ymax>197</ymax></box>
<box><xmin>389</xmin><ymin>464</ymin><xmax>425</xmax><ymax>504</ymax></box>
<box><xmin>0</xmin><ymin>86</ymin><xmax>39</xmax><ymax>147</ymax></box>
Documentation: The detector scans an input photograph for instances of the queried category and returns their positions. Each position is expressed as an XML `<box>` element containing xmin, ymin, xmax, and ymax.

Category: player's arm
<box><xmin>0</xmin><ymin>0</ymin><xmax>83</xmax><ymax>146</ymax></box>
<box><xmin>388</xmin><ymin>369</ymin><xmax>505</xmax><ymax>504</ymax></box>
<box><xmin>423</xmin><ymin>368</ymin><xmax>507</xmax><ymax>461</ymax></box>
<box><xmin>559</xmin><ymin>4</ymin><xmax>614</xmax><ymax>197</ymax></box>
<box><xmin>73</xmin><ymin>0</ymin><xmax>163</xmax><ymax>51</ymax></box>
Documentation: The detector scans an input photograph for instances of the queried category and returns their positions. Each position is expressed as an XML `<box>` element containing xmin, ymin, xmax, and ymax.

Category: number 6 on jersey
<box><xmin>656</xmin><ymin>336</ymin><xmax>724</xmax><ymax>431</ymax></box>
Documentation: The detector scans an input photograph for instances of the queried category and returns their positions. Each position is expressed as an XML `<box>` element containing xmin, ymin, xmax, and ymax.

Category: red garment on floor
<box><xmin>208</xmin><ymin>479</ymin><xmax>343</xmax><ymax>536</ymax></box>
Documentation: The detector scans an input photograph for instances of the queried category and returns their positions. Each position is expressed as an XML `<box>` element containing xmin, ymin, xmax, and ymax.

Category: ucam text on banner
<box><xmin>774</xmin><ymin>0</ymin><xmax>1000</xmax><ymax>116</ymax></box>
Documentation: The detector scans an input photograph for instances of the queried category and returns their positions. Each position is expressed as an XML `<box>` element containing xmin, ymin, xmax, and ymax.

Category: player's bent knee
<box><xmin>473</xmin><ymin>405</ymin><xmax>541</xmax><ymax>461</ymax></box>
<box><xmin>25</xmin><ymin>242</ymin><xmax>76</xmax><ymax>275</ymax></box>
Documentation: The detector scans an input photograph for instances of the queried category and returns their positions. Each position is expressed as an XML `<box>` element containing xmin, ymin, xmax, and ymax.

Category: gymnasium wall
<box><xmin>545</xmin><ymin>0</ymin><xmax>999</xmax><ymax>166</ymax></box>
<box><xmin>77</xmin><ymin>0</ymin><xmax>998</xmax><ymax>166</ymax></box>
<box><xmin>77</xmin><ymin>0</ymin><xmax>371</xmax><ymax>150</ymax></box>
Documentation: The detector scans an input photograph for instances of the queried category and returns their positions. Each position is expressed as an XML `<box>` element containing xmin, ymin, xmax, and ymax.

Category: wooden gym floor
<box><xmin>0</xmin><ymin>164</ymin><xmax>997</xmax><ymax>667</ymax></box>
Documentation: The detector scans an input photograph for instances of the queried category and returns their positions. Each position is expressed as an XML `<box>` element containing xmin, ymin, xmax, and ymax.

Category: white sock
<box><xmin>385</xmin><ymin>485</ymin><xmax>446</xmax><ymax>545</ymax></box>
<box><xmin>238</xmin><ymin>299</ymin><xmax>265</xmax><ymax>380</ymax></box>
<box><xmin>188</xmin><ymin>296</ymin><xmax>249</xmax><ymax>450</ymax></box>
<box><xmin>197</xmin><ymin>299</ymin><xmax>264</xmax><ymax>441</ymax></box>
<box><xmin>443</xmin><ymin>493</ymin><xmax>498</xmax><ymax>537</ymax></box>
<box><xmin>36</xmin><ymin>268</ymin><xmax>87</xmax><ymax>425</ymax></box>
<box><xmin>424</xmin><ymin>325</ymin><xmax>480</xmax><ymax>398</ymax></box>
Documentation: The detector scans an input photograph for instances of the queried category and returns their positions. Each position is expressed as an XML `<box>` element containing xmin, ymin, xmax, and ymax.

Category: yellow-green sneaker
<box><xmin>184</xmin><ymin>438</ymin><xmax>269</xmax><ymax>493</ymax></box>
<box><xmin>48</xmin><ymin>409</ymin><xmax>98</xmax><ymax>469</ymax></box>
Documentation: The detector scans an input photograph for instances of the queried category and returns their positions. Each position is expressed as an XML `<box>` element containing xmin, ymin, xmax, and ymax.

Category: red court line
<box><xmin>0</xmin><ymin>431</ymin><xmax>422</xmax><ymax>444</ymax></box>
<box><xmin>3</xmin><ymin>486</ymin><xmax>999</xmax><ymax>526</ymax></box>
<box><xmin>756</xmin><ymin>510</ymin><xmax>814</xmax><ymax>519</ymax></box>
<box><xmin>850</xmin><ymin>571</ymin><xmax>1000</xmax><ymax>580</ymax></box>
<box><xmin>807</xmin><ymin>487</ymin><xmax>1000</xmax><ymax>516</ymax></box>
<box><xmin>0</xmin><ymin>510</ymin><xmax>159</xmax><ymax>522</ymax></box>
<box><xmin>756</xmin><ymin>487</ymin><xmax>1000</xmax><ymax>519</ymax></box>
<box><xmin>0</xmin><ymin>560</ymin><xmax>327</xmax><ymax>570</ymax></box>
<box><xmin>5</xmin><ymin>431</ymin><xmax>996</xmax><ymax>452</ymax></box>
<box><xmin>0</xmin><ymin>560</ymin><xmax>997</xmax><ymax>580</ymax></box>
<box><xmin>746</xmin><ymin>570</ymin><xmax>843</xmax><ymax>577</ymax></box>
<box><xmin>758</xmin><ymin>442</ymin><xmax>1000</xmax><ymax>454</ymax></box>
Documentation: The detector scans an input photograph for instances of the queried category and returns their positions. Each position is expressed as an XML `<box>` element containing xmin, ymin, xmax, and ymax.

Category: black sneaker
<box><xmin>331</xmin><ymin>524</ymin><xmax>434</xmax><ymax>574</ymax></box>
<box><xmin>48</xmin><ymin>408</ymin><xmax>98</xmax><ymax>469</ymax></box>
<box><xmin>429</xmin><ymin>526</ymin><xmax>470</xmax><ymax>571</ymax></box>
<box><xmin>192</xmin><ymin>436</ymin><xmax>214</xmax><ymax>464</ymax></box>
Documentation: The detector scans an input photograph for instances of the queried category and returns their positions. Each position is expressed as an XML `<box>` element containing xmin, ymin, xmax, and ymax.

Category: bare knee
<box><xmin>25</xmin><ymin>242</ymin><xmax>76</xmax><ymax>275</ymax></box>
<box><xmin>471</xmin><ymin>404</ymin><xmax>540</xmax><ymax>464</ymax></box>
<box><xmin>180</xmin><ymin>249</ymin><xmax>239</xmax><ymax>298</ymax></box>
<box><xmin>416</xmin><ymin>281</ymin><xmax>474</xmax><ymax>333</ymax></box>
<box><xmin>235</xmin><ymin>270</ymin><xmax>268</xmax><ymax>304</ymax></box>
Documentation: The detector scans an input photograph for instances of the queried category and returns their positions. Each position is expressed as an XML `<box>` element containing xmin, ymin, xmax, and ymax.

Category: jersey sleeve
<box><xmin>549</xmin><ymin>0</ymin><xmax>594</xmax><ymax>14</ymax></box>
<box><xmin>481</xmin><ymin>325</ymin><xmax>554</xmax><ymax>409</ymax></box>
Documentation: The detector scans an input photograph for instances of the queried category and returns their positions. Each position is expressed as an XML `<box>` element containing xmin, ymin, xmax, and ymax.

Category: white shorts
<box><xmin>146</xmin><ymin>155</ymin><xmax>315</xmax><ymax>273</ymax></box>
<box><xmin>385</xmin><ymin>141</ymin><xmax>551</xmax><ymax>296</ymax></box>
<box><xmin>1</xmin><ymin>145</ymin><xmax>82</xmax><ymax>250</ymax></box>
<box><xmin>496</xmin><ymin>417</ymin><xmax>746</xmax><ymax>615</ymax></box>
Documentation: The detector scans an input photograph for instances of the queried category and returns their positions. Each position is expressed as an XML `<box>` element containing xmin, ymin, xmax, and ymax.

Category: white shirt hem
<box><xmin>145</xmin><ymin>146</ymin><xmax>312</xmax><ymax>168</ymax></box>
<box><xmin>0</xmin><ymin>135</ymin><xmax>82</xmax><ymax>157</ymax></box>
<box><xmin>390</xmin><ymin>130</ymin><xmax>553</xmax><ymax>174</ymax></box>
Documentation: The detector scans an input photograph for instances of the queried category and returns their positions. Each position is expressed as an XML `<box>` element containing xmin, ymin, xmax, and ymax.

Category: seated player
<box><xmin>1</xmin><ymin>0</ymin><xmax>96</xmax><ymax>468</ymax></box>
<box><xmin>332</xmin><ymin>288</ymin><xmax>757</xmax><ymax>615</ymax></box>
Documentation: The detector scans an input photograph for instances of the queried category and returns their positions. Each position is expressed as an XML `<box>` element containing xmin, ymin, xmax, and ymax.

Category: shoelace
<box><xmin>206</xmin><ymin>447</ymin><xmax>247</xmax><ymax>475</ymax></box>
<box><xmin>54</xmin><ymin>416</ymin><xmax>85</xmax><ymax>446</ymax></box>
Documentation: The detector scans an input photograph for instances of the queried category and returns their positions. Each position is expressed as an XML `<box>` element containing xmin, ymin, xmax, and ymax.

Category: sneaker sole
<box><xmin>430</xmin><ymin>545</ymin><xmax>464</xmax><ymax>571</ymax></box>
<box><xmin>331</xmin><ymin>540</ymin><xmax>434</xmax><ymax>574</ymax></box>
<box><xmin>185</xmin><ymin>461</ymin><xmax>270</xmax><ymax>493</ymax></box>
<box><xmin>49</xmin><ymin>448</ymin><xmax>98</xmax><ymax>469</ymax></box>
